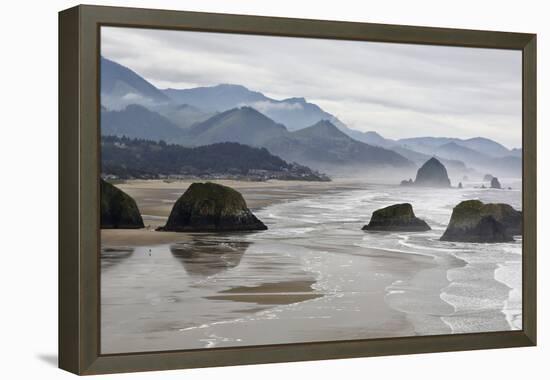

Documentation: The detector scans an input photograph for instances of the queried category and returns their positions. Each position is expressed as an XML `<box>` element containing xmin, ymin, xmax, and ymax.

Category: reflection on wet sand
<box><xmin>170</xmin><ymin>237</ymin><xmax>249</xmax><ymax>277</ymax></box>
<box><xmin>100</xmin><ymin>247</ymin><xmax>134</xmax><ymax>270</ymax></box>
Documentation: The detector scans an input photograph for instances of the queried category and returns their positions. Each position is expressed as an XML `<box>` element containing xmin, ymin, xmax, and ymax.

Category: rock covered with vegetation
<box><xmin>440</xmin><ymin>200</ymin><xmax>521</xmax><ymax>242</ymax></box>
<box><xmin>101</xmin><ymin>135</ymin><xmax>329</xmax><ymax>181</ymax></box>
<box><xmin>100</xmin><ymin>179</ymin><xmax>144</xmax><ymax>229</ymax></box>
<box><xmin>362</xmin><ymin>203</ymin><xmax>431</xmax><ymax>232</ymax></box>
<box><xmin>160</xmin><ymin>182</ymin><xmax>267</xmax><ymax>232</ymax></box>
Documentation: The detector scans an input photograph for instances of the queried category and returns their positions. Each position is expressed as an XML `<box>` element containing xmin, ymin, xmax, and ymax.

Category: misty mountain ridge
<box><xmin>188</xmin><ymin>106</ymin><xmax>287</xmax><ymax>146</ymax></box>
<box><xmin>397</xmin><ymin>136</ymin><xmax>518</xmax><ymax>158</ymax></box>
<box><xmin>264</xmin><ymin>120</ymin><xmax>414</xmax><ymax>172</ymax></box>
<box><xmin>164</xmin><ymin>83</ymin><xmax>347</xmax><ymax>132</ymax></box>
<box><xmin>101</xmin><ymin>104</ymin><xmax>188</xmax><ymax>144</ymax></box>
<box><xmin>101</xmin><ymin>56</ymin><xmax>347</xmax><ymax>133</ymax></box>
<box><xmin>100</xmin><ymin>56</ymin><xmax>520</xmax><ymax>177</ymax></box>
<box><xmin>100</xmin><ymin>105</ymin><xmax>414</xmax><ymax>175</ymax></box>
<box><xmin>101</xmin><ymin>57</ymin><xmax>171</xmax><ymax>110</ymax></box>
<box><xmin>293</xmin><ymin>119</ymin><xmax>351</xmax><ymax>140</ymax></box>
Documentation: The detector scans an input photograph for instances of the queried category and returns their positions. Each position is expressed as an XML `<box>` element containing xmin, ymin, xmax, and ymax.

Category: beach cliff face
<box><xmin>441</xmin><ymin>200</ymin><xmax>521</xmax><ymax>242</ymax></box>
<box><xmin>362</xmin><ymin>203</ymin><xmax>431</xmax><ymax>232</ymax></box>
<box><xmin>100</xmin><ymin>179</ymin><xmax>144</xmax><ymax>229</ymax></box>
<box><xmin>161</xmin><ymin>182</ymin><xmax>267</xmax><ymax>232</ymax></box>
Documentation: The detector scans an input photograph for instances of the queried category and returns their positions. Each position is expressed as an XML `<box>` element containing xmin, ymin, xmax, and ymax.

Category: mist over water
<box><xmin>101</xmin><ymin>180</ymin><xmax>522</xmax><ymax>353</ymax></box>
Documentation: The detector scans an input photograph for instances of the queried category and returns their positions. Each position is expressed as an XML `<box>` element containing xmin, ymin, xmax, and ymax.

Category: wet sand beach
<box><xmin>100</xmin><ymin>179</ymin><xmax>521</xmax><ymax>353</ymax></box>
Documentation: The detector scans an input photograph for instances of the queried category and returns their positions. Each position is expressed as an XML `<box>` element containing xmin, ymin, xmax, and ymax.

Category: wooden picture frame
<box><xmin>59</xmin><ymin>4</ymin><xmax>536</xmax><ymax>375</ymax></box>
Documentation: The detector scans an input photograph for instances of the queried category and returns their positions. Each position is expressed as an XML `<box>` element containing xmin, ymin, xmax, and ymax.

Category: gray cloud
<box><xmin>101</xmin><ymin>26</ymin><xmax>521</xmax><ymax>148</ymax></box>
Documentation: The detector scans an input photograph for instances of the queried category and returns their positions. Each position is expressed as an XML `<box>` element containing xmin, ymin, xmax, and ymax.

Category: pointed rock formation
<box><xmin>362</xmin><ymin>203</ymin><xmax>431</xmax><ymax>232</ymax></box>
<box><xmin>490</xmin><ymin>177</ymin><xmax>502</xmax><ymax>189</ymax></box>
<box><xmin>100</xmin><ymin>179</ymin><xmax>144</xmax><ymax>229</ymax></box>
<box><xmin>440</xmin><ymin>200</ymin><xmax>521</xmax><ymax>242</ymax></box>
<box><xmin>160</xmin><ymin>182</ymin><xmax>267</xmax><ymax>232</ymax></box>
<box><xmin>414</xmin><ymin>157</ymin><xmax>451</xmax><ymax>187</ymax></box>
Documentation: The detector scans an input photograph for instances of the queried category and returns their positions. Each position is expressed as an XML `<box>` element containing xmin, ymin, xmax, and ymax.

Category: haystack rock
<box><xmin>160</xmin><ymin>182</ymin><xmax>267</xmax><ymax>232</ymax></box>
<box><xmin>100</xmin><ymin>179</ymin><xmax>144</xmax><ymax>229</ymax></box>
<box><xmin>362</xmin><ymin>203</ymin><xmax>431</xmax><ymax>232</ymax></box>
<box><xmin>490</xmin><ymin>177</ymin><xmax>502</xmax><ymax>189</ymax></box>
<box><xmin>440</xmin><ymin>200</ymin><xmax>522</xmax><ymax>242</ymax></box>
<box><xmin>414</xmin><ymin>157</ymin><xmax>451</xmax><ymax>187</ymax></box>
<box><xmin>483</xmin><ymin>174</ymin><xmax>494</xmax><ymax>181</ymax></box>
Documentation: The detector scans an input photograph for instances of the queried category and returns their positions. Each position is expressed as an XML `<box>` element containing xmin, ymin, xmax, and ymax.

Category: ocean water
<box><xmin>101</xmin><ymin>180</ymin><xmax>522</xmax><ymax>353</ymax></box>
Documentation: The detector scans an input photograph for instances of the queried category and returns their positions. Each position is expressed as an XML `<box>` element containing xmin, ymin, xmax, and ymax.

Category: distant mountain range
<box><xmin>264</xmin><ymin>120</ymin><xmax>412</xmax><ymax>170</ymax></box>
<box><xmin>188</xmin><ymin>106</ymin><xmax>287</xmax><ymax>146</ymax></box>
<box><xmin>100</xmin><ymin>56</ymin><xmax>522</xmax><ymax>178</ymax></box>
<box><xmin>373</xmin><ymin>136</ymin><xmax>521</xmax><ymax>176</ymax></box>
<box><xmin>101</xmin><ymin>57</ymin><xmax>170</xmax><ymax>109</ymax></box>
<box><xmin>101</xmin><ymin>104</ymin><xmax>187</xmax><ymax>143</ymax></box>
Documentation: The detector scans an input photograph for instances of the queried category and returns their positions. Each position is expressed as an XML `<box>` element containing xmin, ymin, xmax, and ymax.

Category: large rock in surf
<box><xmin>161</xmin><ymin>182</ymin><xmax>267</xmax><ymax>232</ymax></box>
<box><xmin>479</xmin><ymin>202</ymin><xmax>522</xmax><ymax>235</ymax></box>
<box><xmin>440</xmin><ymin>200</ymin><xmax>521</xmax><ymax>242</ymax></box>
<box><xmin>490</xmin><ymin>177</ymin><xmax>502</xmax><ymax>189</ymax></box>
<box><xmin>362</xmin><ymin>203</ymin><xmax>431</xmax><ymax>232</ymax></box>
<box><xmin>100</xmin><ymin>179</ymin><xmax>144</xmax><ymax>229</ymax></box>
<box><xmin>483</xmin><ymin>174</ymin><xmax>494</xmax><ymax>181</ymax></box>
<box><xmin>414</xmin><ymin>157</ymin><xmax>451</xmax><ymax>187</ymax></box>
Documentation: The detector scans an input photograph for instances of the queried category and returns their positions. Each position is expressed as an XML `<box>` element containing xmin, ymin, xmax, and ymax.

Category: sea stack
<box><xmin>490</xmin><ymin>177</ymin><xmax>502</xmax><ymax>189</ymax></box>
<box><xmin>440</xmin><ymin>200</ymin><xmax>522</xmax><ymax>242</ymax></box>
<box><xmin>362</xmin><ymin>203</ymin><xmax>431</xmax><ymax>232</ymax></box>
<box><xmin>100</xmin><ymin>179</ymin><xmax>144</xmax><ymax>229</ymax></box>
<box><xmin>414</xmin><ymin>157</ymin><xmax>451</xmax><ymax>187</ymax></box>
<box><xmin>160</xmin><ymin>182</ymin><xmax>267</xmax><ymax>232</ymax></box>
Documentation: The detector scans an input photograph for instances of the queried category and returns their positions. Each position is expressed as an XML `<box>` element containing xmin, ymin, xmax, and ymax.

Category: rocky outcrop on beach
<box><xmin>362</xmin><ymin>203</ymin><xmax>431</xmax><ymax>232</ymax></box>
<box><xmin>400</xmin><ymin>157</ymin><xmax>451</xmax><ymax>187</ymax></box>
<box><xmin>100</xmin><ymin>179</ymin><xmax>144</xmax><ymax>229</ymax></box>
<box><xmin>440</xmin><ymin>200</ymin><xmax>522</xmax><ymax>242</ymax></box>
<box><xmin>480</xmin><ymin>203</ymin><xmax>522</xmax><ymax>235</ymax></box>
<box><xmin>160</xmin><ymin>182</ymin><xmax>267</xmax><ymax>232</ymax></box>
<box><xmin>483</xmin><ymin>174</ymin><xmax>494</xmax><ymax>181</ymax></box>
<box><xmin>458</xmin><ymin>182</ymin><xmax>463</xmax><ymax>189</ymax></box>
<box><xmin>490</xmin><ymin>177</ymin><xmax>502</xmax><ymax>189</ymax></box>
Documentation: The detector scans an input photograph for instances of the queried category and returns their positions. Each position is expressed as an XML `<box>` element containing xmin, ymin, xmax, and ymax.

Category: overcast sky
<box><xmin>102</xmin><ymin>26</ymin><xmax>522</xmax><ymax>148</ymax></box>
